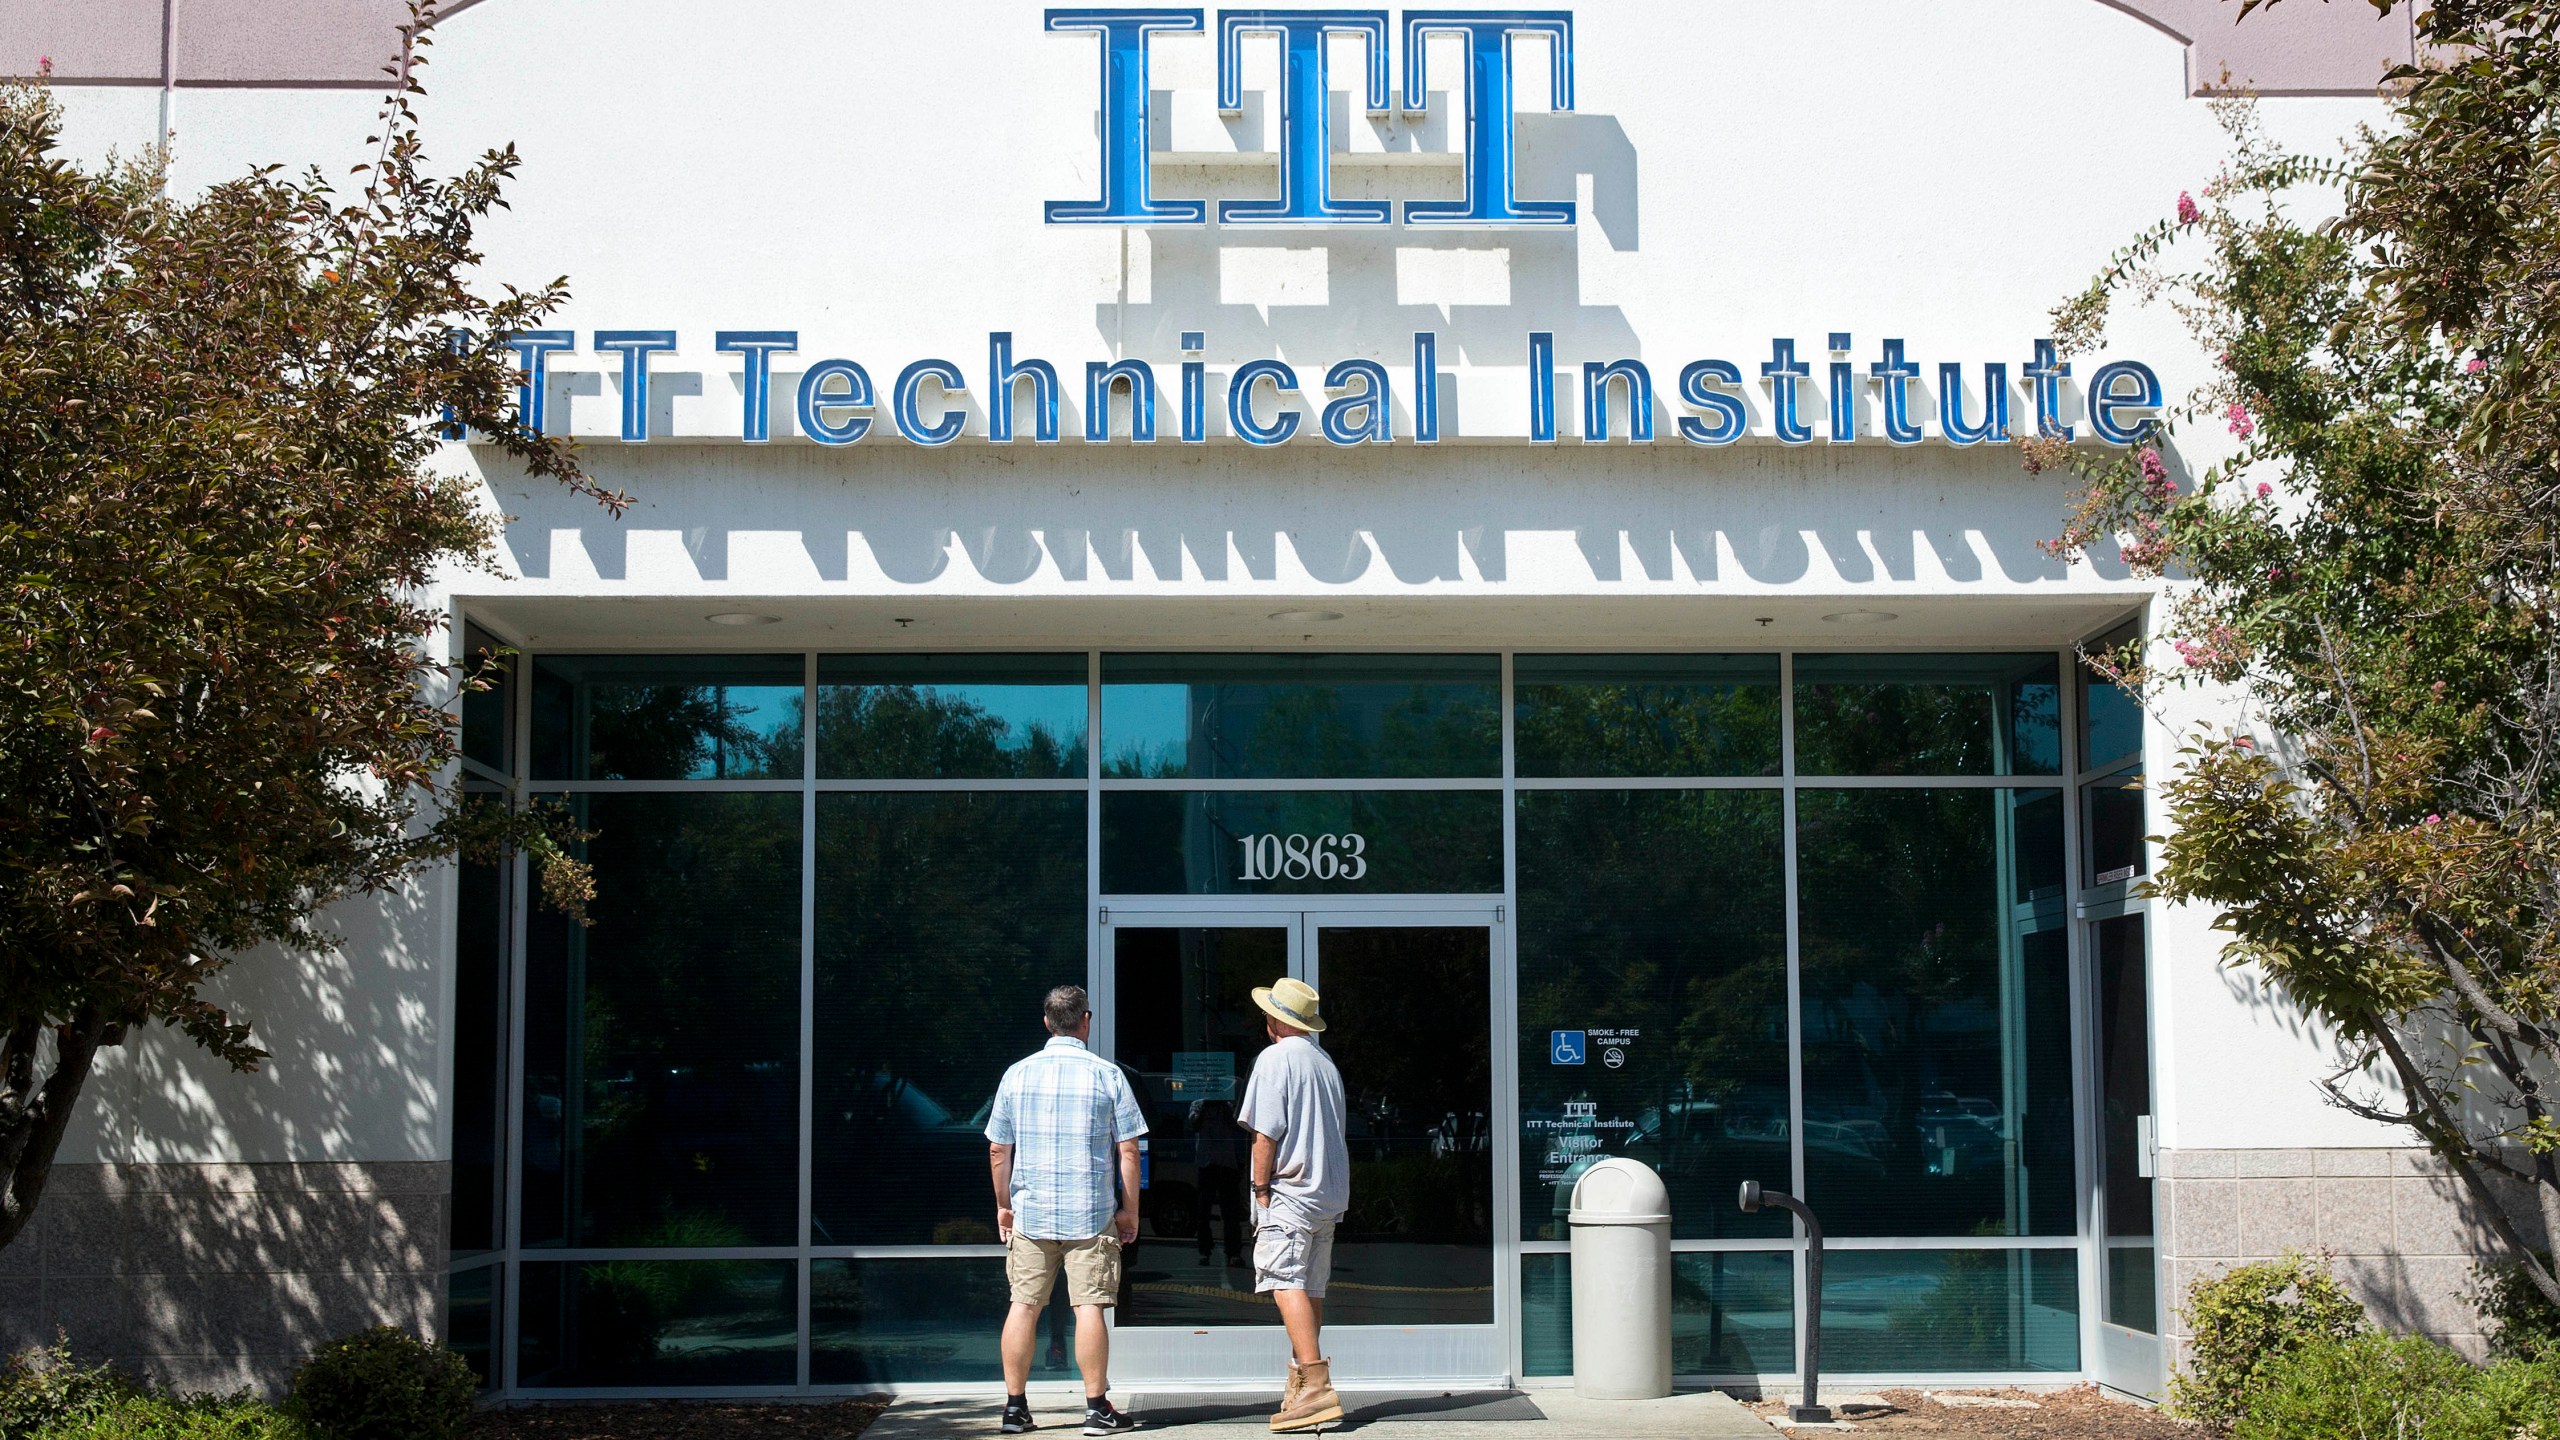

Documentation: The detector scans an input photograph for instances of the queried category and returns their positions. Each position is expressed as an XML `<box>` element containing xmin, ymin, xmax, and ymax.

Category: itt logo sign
<box><xmin>1044</xmin><ymin>8</ymin><xmax>1575</xmax><ymax>227</ymax></box>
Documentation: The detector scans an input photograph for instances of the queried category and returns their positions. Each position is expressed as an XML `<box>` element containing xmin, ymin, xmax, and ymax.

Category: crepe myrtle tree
<box><xmin>2027</xmin><ymin>0</ymin><xmax>2560</xmax><ymax>1309</ymax></box>
<box><xmin>0</xmin><ymin>11</ymin><xmax>622</xmax><ymax>1251</ymax></box>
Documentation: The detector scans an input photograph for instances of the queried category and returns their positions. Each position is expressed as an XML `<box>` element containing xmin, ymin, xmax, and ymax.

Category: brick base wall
<box><xmin>0</xmin><ymin>1162</ymin><xmax>447</xmax><ymax>1394</ymax></box>
<box><xmin>2158</xmin><ymin>1147</ymin><xmax>2551</xmax><ymax>1365</ymax></box>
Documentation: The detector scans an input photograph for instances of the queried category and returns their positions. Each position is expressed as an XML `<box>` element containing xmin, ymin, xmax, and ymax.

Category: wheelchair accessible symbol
<box><xmin>1550</xmin><ymin>1030</ymin><xmax>1586</xmax><ymax>1065</ymax></box>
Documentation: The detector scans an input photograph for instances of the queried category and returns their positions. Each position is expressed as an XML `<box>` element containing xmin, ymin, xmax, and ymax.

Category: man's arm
<box><xmin>989</xmin><ymin>1142</ymin><xmax>1016</xmax><ymax>1242</ymax></box>
<box><xmin>1114</xmin><ymin>1139</ymin><xmax>1143</xmax><ymax>1245</ymax></box>
<box><xmin>1250</xmin><ymin>1130</ymin><xmax>1279</xmax><ymax>1212</ymax></box>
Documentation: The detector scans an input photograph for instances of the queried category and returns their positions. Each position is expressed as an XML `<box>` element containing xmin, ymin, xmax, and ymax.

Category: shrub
<box><xmin>0</xmin><ymin>1341</ymin><xmax>140</xmax><ymax>1440</ymax></box>
<box><xmin>2169</xmin><ymin>1250</ymin><xmax>2370</xmax><ymax>1432</ymax></box>
<box><xmin>41</xmin><ymin>1393</ymin><xmax>298</xmax><ymax>1440</ymax></box>
<box><xmin>2472</xmin><ymin>1249</ymin><xmax>2560</xmax><ymax>1359</ymax></box>
<box><xmin>285</xmin><ymin>1327</ymin><xmax>474</xmax><ymax>1440</ymax></box>
<box><xmin>2229</xmin><ymin>1332</ymin><xmax>2475</xmax><ymax>1440</ymax></box>
<box><xmin>2436</xmin><ymin>1351</ymin><xmax>2560</xmax><ymax>1440</ymax></box>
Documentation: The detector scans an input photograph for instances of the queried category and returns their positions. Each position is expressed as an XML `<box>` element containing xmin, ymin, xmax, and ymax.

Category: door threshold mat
<box><xmin>1124</xmin><ymin>1391</ymin><xmax>1544</xmax><ymax>1425</ymax></box>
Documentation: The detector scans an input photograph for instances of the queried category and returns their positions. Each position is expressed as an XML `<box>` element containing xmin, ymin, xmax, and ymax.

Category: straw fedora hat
<box><xmin>1251</xmin><ymin>977</ymin><xmax>1327</xmax><ymax>1033</ymax></box>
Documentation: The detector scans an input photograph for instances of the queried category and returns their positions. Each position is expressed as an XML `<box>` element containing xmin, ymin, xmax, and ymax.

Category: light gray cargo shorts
<box><xmin>1252</xmin><ymin>1212</ymin><xmax>1338</xmax><ymax>1297</ymax></box>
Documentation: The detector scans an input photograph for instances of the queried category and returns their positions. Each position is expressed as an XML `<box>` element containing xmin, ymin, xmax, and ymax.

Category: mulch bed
<box><xmin>469</xmin><ymin>1399</ymin><xmax>889</xmax><ymax>1440</ymax></box>
<box><xmin>1750</xmin><ymin>1387</ymin><xmax>2195</xmax><ymax>1438</ymax></box>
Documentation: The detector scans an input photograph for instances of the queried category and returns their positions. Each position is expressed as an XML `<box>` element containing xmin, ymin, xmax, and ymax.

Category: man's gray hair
<box><xmin>1043</xmin><ymin>984</ymin><xmax>1090</xmax><ymax>1033</ymax></box>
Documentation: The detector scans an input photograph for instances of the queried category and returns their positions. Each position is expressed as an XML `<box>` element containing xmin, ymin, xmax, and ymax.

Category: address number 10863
<box><xmin>1236</xmin><ymin>832</ymin><xmax>1369</xmax><ymax>882</ymax></box>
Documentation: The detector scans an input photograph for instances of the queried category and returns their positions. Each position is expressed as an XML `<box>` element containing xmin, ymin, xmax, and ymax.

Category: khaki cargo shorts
<box><xmin>1252</xmin><ymin>1214</ymin><xmax>1336</xmax><ymax>1298</ymax></box>
<box><xmin>1006</xmin><ymin>1232</ymin><xmax>1122</xmax><ymax>1308</ymax></box>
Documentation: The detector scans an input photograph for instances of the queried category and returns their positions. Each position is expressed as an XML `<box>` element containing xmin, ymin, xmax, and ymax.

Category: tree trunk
<box><xmin>0</xmin><ymin>1011</ymin><xmax>115</xmax><ymax>1252</ymax></box>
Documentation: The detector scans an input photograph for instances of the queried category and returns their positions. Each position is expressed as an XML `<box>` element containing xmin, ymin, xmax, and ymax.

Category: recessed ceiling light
<box><xmin>1267</xmin><ymin>609</ymin><xmax>1345</xmax><ymax>623</ymax></box>
<box><xmin>1820</xmin><ymin>609</ymin><xmax>1899</xmax><ymax>625</ymax></box>
<box><xmin>705</xmin><ymin>612</ymin><xmax>783</xmax><ymax>626</ymax></box>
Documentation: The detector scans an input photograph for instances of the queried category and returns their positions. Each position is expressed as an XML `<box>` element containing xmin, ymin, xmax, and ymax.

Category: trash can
<box><xmin>1566</xmin><ymin>1156</ymin><xmax>1672</xmax><ymax>1399</ymax></box>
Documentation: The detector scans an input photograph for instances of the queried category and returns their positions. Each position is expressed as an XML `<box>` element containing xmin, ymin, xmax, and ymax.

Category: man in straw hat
<box><xmin>1239</xmin><ymin>976</ymin><xmax>1350</xmax><ymax>1433</ymax></box>
<box><xmin>986</xmin><ymin>985</ymin><xmax>1147</xmax><ymax>1437</ymax></box>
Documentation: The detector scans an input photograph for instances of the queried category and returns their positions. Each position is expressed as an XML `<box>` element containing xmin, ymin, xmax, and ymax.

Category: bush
<box><xmin>0</xmin><ymin>1342</ymin><xmax>141</xmax><ymax>1440</ymax></box>
<box><xmin>2437</xmin><ymin>1351</ymin><xmax>2560</xmax><ymax>1440</ymax></box>
<box><xmin>285</xmin><ymin>1327</ymin><xmax>473</xmax><ymax>1440</ymax></box>
<box><xmin>2229</xmin><ymin>1331</ymin><xmax>2475</xmax><ymax>1440</ymax></box>
<box><xmin>2472</xmin><ymin>1250</ymin><xmax>2560</xmax><ymax>1359</ymax></box>
<box><xmin>2169</xmin><ymin>1250</ymin><xmax>2370</xmax><ymax>1432</ymax></box>
<box><xmin>40</xmin><ymin>1393</ymin><xmax>298</xmax><ymax>1440</ymax></box>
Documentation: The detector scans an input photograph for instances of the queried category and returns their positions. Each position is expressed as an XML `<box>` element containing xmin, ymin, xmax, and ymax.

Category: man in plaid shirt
<box><xmin>987</xmin><ymin>985</ymin><xmax>1148</xmax><ymax>1436</ymax></box>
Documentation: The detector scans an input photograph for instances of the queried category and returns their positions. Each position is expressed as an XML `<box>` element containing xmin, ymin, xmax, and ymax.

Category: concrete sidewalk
<box><xmin>865</xmin><ymin>1389</ymin><xmax>1774</xmax><ymax>1440</ymax></box>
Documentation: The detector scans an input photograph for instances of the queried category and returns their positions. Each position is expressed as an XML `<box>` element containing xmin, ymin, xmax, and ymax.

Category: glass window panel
<box><xmin>1523</xmin><ymin>1252</ymin><xmax>1796</xmax><ymax>1377</ymax></box>
<box><xmin>813</xmin><ymin>1258</ymin><xmax>1098</xmax><ymax>1384</ymax></box>
<box><xmin>1797</xmin><ymin>789</ymin><xmax>2074</xmax><ymax>1238</ymax></box>
<box><xmin>517</xmin><ymin>1259</ymin><xmax>797</xmax><ymax>1389</ymax></box>
<box><xmin>447</xmin><ymin>1264</ymin><xmax>498</xmax><ymax>1390</ymax></box>
<box><xmin>2086</xmin><ymin>767</ymin><xmax>2147</xmax><ymax>887</ymax></box>
<box><xmin>522</xmin><ymin>793</ymin><xmax>801</xmax><ymax>1248</ymax></box>
<box><xmin>1100</xmin><ymin>790</ymin><xmax>1501</xmax><ymax>895</ymax></box>
<box><xmin>2099</xmin><ymin>913</ymin><xmax>2158</xmax><ymax>1333</ymax></box>
<box><xmin>1513</xmin><ymin>655</ymin><xmax>1781</xmax><ymax>777</ymax></box>
<box><xmin>450</xmin><ymin>850</ymin><xmax>506</xmax><ymax>1258</ymax></box>
<box><xmin>1821</xmin><ymin>1249</ymin><xmax>2080</xmax><ymax>1373</ymax></box>
<box><xmin>817</xmin><ymin>653</ymin><xmax>1087</xmax><ymax>779</ymax></box>
<box><xmin>1794</xmin><ymin>654</ymin><xmax>2061</xmax><ymax>776</ymax></box>
<box><xmin>2081</xmin><ymin>625</ymin><xmax>2144</xmax><ymax>773</ymax></box>
<box><xmin>813</xmin><ymin>793</ymin><xmax>1088</xmax><ymax>1245</ymax></box>
<box><xmin>1114</xmin><ymin>926</ymin><xmax>1289</xmax><ymax>1325</ymax></box>
<box><xmin>460</xmin><ymin>623</ymin><xmax>513</xmax><ymax>774</ymax></box>
<box><xmin>1100</xmin><ymin>654</ymin><xmax>1498</xmax><ymax>779</ymax></box>
<box><xmin>1516</xmin><ymin>791</ymin><xmax>1790</xmax><ymax>1241</ymax></box>
<box><xmin>531</xmin><ymin>654</ymin><xmax>804</xmax><ymax>781</ymax></box>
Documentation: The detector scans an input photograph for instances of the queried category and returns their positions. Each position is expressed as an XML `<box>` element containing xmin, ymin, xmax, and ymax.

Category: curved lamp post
<box><xmin>1740</xmin><ymin>1181</ymin><xmax>1833</xmax><ymax>1424</ymax></box>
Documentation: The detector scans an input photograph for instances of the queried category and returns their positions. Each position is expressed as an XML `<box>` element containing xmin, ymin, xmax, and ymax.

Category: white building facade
<box><xmin>8</xmin><ymin>0</ymin><xmax>2510</xmax><ymax>1404</ymax></box>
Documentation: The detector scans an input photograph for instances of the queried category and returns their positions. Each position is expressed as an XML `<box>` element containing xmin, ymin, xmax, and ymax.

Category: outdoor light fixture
<box><xmin>1819</xmin><ymin>609</ymin><xmax>1898</xmax><ymax>625</ymax></box>
<box><xmin>1267</xmin><ymin>609</ymin><xmax>1346</xmax><ymax>623</ymax></box>
<box><xmin>704</xmin><ymin>612</ymin><xmax>783</xmax><ymax>626</ymax></box>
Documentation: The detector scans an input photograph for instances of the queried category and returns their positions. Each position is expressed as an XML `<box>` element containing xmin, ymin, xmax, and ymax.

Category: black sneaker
<box><xmin>1083</xmin><ymin>1398</ymin><xmax>1138</xmax><ymax>1436</ymax></box>
<box><xmin>1002</xmin><ymin>1400</ymin><xmax>1036</xmax><ymax>1434</ymax></box>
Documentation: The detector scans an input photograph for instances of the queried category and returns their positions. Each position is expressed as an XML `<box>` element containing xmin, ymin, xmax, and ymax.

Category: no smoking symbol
<box><xmin>1603</xmin><ymin>1047</ymin><xmax>1626</xmax><ymax>1069</ymax></box>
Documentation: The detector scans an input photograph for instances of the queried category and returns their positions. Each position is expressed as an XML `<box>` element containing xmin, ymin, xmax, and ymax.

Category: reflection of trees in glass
<box><xmin>1515</xmin><ymin>790</ymin><xmax>1788</xmax><ymax>1240</ymax></box>
<box><xmin>816</xmin><ymin>684</ymin><xmax>1081</xmax><ymax>780</ymax></box>
<box><xmin>1321</xmin><ymin>928</ymin><xmax>1492</xmax><ymax>1247</ymax></box>
<box><xmin>1794</xmin><ymin>657</ymin><xmax>2060</xmax><ymax>776</ymax></box>
<box><xmin>1101</xmin><ymin>673</ymin><xmax>1500</xmax><ymax>779</ymax></box>
<box><xmin>525</xmin><ymin>793</ymin><xmax>802</xmax><ymax>1248</ymax></box>
<box><xmin>1795</xmin><ymin>789</ymin><xmax>2072</xmax><ymax>1238</ymax></box>
<box><xmin>1513</xmin><ymin>673</ymin><xmax>1781</xmax><ymax>777</ymax></box>
<box><xmin>531</xmin><ymin>662</ymin><xmax>804</xmax><ymax>781</ymax></box>
<box><xmin>813</xmin><ymin>793</ymin><xmax>1087</xmax><ymax>1245</ymax></box>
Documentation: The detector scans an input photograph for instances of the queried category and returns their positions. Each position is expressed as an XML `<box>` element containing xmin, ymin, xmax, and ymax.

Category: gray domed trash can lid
<box><xmin>1567</xmin><ymin>1156</ymin><xmax>1671</xmax><ymax>1226</ymax></box>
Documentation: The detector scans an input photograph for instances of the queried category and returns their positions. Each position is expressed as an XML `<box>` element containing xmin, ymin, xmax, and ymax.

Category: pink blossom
<box><xmin>2234</xmin><ymin>736</ymin><xmax>2255</xmax><ymax>749</ymax></box>
<box><xmin>2177</xmin><ymin>191</ymin><xmax>2200</xmax><ymax>225</ymax></box>
<box><xmin>36</xmin><ymin>54</ymin><xmax>51</xmax><ymax>77</ymax></box>
<box><xmin>2226</xmin><ymin>402</ymin><xmax>2255</xmax><ymax>440</ymax></box>
<box><xmin>2256</xmin><ymin>482</ymin><xmax>2272</xmax><ymax>497</ymax></box>
<box><xmin>2425</xmin><ymin>814</ymin><xmax>2443</xmax><ymax>826</ymax></box>
<box><xmin>2467</xmin><ymin>357</ymin><xmax>2487</xmax><ymax>373</ymax></box>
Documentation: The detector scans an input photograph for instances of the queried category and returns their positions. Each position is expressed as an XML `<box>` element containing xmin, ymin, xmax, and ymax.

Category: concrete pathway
<box><xmin>866</xmin><ymin>1389</ymin><xmax>1773</xmax><ymax>1440</ymax></box>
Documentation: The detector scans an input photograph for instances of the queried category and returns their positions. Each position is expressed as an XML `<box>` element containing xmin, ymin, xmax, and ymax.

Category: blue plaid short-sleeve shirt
<box><xmin>985</xmin><ymin>1036</ymin><xmax>1150</xmax><ymax>1240</ymax></box>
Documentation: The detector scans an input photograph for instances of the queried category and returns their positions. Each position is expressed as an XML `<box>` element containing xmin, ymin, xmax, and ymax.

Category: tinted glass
<box><xmin>1796</xmin><ymin>789</ymin><xmax>2073</xmax><ymax>1237</ymax></box>
<box><xmin>1523</xmin><ymin>1252</ymin><xmax>1795</xmax><ymax>1377</ymax></box>
<box><xmin>517</xmin><ymin>1259</ymin><xmax>797</xmax><ymax>1388</ymax></box>
<box><xmin>2081</xmin><ymin>626</ymin><xmax>2144</xmax><ymax>772</ymax></box>
<box><xmin>2086</xmin><ymin>767</ymin><xmax>2146</xmax><ymax>886</ymax></box>
<box><xmin>460</xmin><ymin>623</ymin><xmax>513</xmax><ymax>773</ymax></box>
<box><xmin>1101</xmin><ymin>654</ymin><xmax>1498</xmax><ymax>778</ymax></box>
<box><xmin>1820</xmin><ymin>1249</ymin><xmax>2080</xmax><ymax>1373</ymax></box>
<box><xmin>1513</xmin><ymin>655</ymin><xmax>1781</xmax><ymax>777</ymax></box>
<box><xmin>813</xmin><ymin>792</ymin><xmax>1088</xmax><ymax>1245</ymax></box>
<box><xmin>521</xmin><ymin>793</ymin><xmax>801</xmax><ymax>1248</ymax></box>
<box><xmin>818</xmin><ymin>654</ymin><xmax>1087</xmax><ymax>779</ymax></box>
<box><xmin>1317</xmin><ymin>926</ymin><xmax>1495</xmax><ymax>1325</ymax></box>
<box><xmin>1114</xmin><ymin>926</ymin><xmax>1290</xmax><ymax>1325</ymax></box>
<box><xmin>814</xmin><ymin>1259</ymin><xmax>1090</xmax><ymax>1384</ymax></box>
<box><xmin>531</xmin><ymin>654</ymin><xmax>803</xmax><ymax>780</ymax></box>
<box><xmin>449</xmin><ymin>1264</ymin><xmax>498</xmax><ymax>1389</ymax></box>
<box><xmin>1517</xmin><ymin>790</ymin><xmax>1789</xmax><ymax>1240</ymax></box>
<box><xmin>2099</xmin><ymin>913</ymin><xmax>2158</xmax><ymax>1333</ymax></box>
<box><xmin>450</xmin><ymin>852</ymin><xmax>505</xmax><ymax>1257</ymax></box>
<box><xmin>1794</xmin><ymin>654</ymin><xmax>2061</xmax><ymax>776</ymax></box>
<box><xmin>1101</xmin><ymin>790</ymin><xmax>1502</xmax><ymax>895</ymax></box>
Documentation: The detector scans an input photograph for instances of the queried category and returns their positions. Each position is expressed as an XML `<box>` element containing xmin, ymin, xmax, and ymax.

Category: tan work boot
<box><xmin>1278</xmin><ymin>1360</ymin><xmax>1306</xmax><ymax>1414</ymax></box>
<box><xmin>1269</xmin><ymin>1358</ymin><xmax>1342</xmax><ymax>1433</ymax></box>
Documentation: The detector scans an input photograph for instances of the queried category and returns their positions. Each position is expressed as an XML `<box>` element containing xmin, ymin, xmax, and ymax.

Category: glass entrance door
<box><xmin>1101</xmin><ymin>909</ymin><xmax>1506</xmax><ymax>1386</ymax></box>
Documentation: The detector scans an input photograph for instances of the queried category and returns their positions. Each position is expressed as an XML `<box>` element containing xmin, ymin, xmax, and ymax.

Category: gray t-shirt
<box><xmin>1238</xmin><ymin>1034</ymin><xmax>1349</xmax><ymax>1226</ymax></box>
